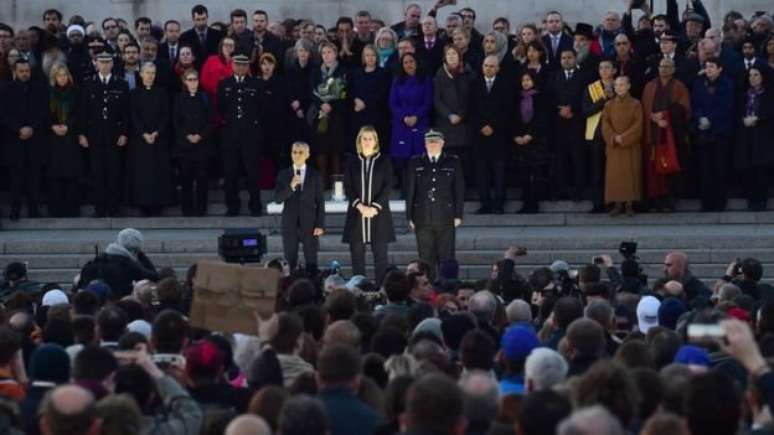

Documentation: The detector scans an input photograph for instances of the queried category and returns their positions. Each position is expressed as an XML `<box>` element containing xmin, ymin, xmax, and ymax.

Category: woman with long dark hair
<box><xmin>734</xmin><ymin>66</ymin><xmax>773</xmax><ymax>211</ymax></box>
<box><xmin>513</xmin><ymin>70</ymin><xmax>550</xmax><ymax>213</ymax></box>
<box><xmin>47</xmin><ymin>63</ymin><xmax>82</xmax><ymax>217</ymax></box>
<box><xmin>388</xmin><ymin>52</ymin><xmax>432</xmax><ymax>182</ymax></box>
<box><xmin>350</xmin><ymin>44</ymin><xmax>391</xmax><ymax>149</ymax></box>
<box><xmin>343</xmin><ymin>126</ymin><xmax>395</xmax><ymax>285</ymax></box>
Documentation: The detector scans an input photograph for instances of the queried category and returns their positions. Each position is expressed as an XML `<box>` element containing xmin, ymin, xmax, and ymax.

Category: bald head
<box><xmin>225</xmin><ymin>415</ymin><xmax>271</xmax><ymax>435</ymax></box>
<box><xmin>42</xmin><ymin>385</ymin><xmax>98</xmax><ymax>435</ymax></box>
<box><xmin>664</xmin><ymin>252</ymin><xmax>688</xmax><ymax>280</ymax></box>
<box><xmin>323</xmin><ymin>320</ymin><xmax>362</xmax><ymax>350</ymax></box>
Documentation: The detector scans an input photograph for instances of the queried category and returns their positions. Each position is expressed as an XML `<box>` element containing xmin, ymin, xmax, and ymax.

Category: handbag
<box><xmin>653</xmin><ymin>111</ymin><xmax>681</xmax><ymax>175</ymax></box>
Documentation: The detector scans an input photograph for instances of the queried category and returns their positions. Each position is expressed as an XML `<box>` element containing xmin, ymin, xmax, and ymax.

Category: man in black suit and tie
<box><xmin>472</xmin><ymin>55</ymin><xmax>513</xmax><ymax>214</ymax></box>
<box><xmin>159</xmin><ymin>20</ymin><xmax>182</xmax><ymax>65</ymax></box>
<box><xmin>414</xmin><ymin>16</ymin><xmax>445</xmax><ymax>75</ymax></box>
<box><xmin>179</xmin><ymin>4</ymin><xmax>223</xmax><ymax>70</ymax></box>
<box><xmin>542</xmin><ymin>11</ymin><xmax>574</xmax><ymax>71</ymax></box>
<box><xmin>549</xmin><ymin>48</ymin><xmax>590</xmax><ymax>200</ymax></box>
<box><xmin>274</xmin><ymin>142</ymin><xmax>325</xmax><ymax>271</ymax></box>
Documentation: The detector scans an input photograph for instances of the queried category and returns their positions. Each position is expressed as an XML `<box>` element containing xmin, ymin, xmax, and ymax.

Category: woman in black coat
<box><xmin>173</xmin><ymin>69</ymin><xmax>212</xmax><ymax>216</ymax></box>
<box><xmin>310</xmin><ymin>41</ymin><xmax>348</xmax><ymax>185</ymax></box>
<box><xmin>349</xmin><ymin>45</ymin><xmax>391</xmax><ymax>150</ymax></box>
<box><xmin>343</xmin><ymin>126</ymin><xmax>395</xmax><ymax>285</ymax></box>
<box><xmin>47</xmin><ymin>63</ymin><xmax>82</xmax><ymax>217</ymax></box>
<box><xmin>128</xmin><ymin>62</ymin><xmax>173</xmax><ymax>216</ymax></box>
<box><xmin>513</xmin><ymin>70</ymin><xmax>550</xmax><ymax>214</ymax></box>
<box><xmin>286</xmin><ymin>39</ymin><xmax>316</xmax><ymax>144</ymax></box>
<box><xmin>256</xmin><ymin>53</ymin><xmax>291</xmax><ymax>170</ymax></box>
<box><xmin>734</xmin><ymin>66</ymin><xmax>774</xmax><ymax>211</ymax></box>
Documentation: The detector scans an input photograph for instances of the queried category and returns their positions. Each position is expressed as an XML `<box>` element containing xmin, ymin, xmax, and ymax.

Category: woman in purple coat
<box><xmin>389</xmin><ymin>52</ymin><xmax>433</xmax><ymax>179</ymax></box>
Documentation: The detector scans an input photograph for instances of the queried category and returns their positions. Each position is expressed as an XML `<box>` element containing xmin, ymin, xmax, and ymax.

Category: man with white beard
<box><xmin>573</xmin><ymin>22</ymin><xmax>601</xmax><ymax>79</ymax></box>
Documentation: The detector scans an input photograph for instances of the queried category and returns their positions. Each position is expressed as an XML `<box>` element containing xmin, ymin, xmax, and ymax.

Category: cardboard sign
<box><xmin>190</xmin><ymin>261</ymin><xmax>280</xmax><ymax>335</ymax></box>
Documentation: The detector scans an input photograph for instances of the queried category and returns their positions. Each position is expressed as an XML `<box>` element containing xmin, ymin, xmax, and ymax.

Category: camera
<box><xmin>687</xmin><ymin>323</ymin><xmax>726</xmax><ymax>344</ymax></box>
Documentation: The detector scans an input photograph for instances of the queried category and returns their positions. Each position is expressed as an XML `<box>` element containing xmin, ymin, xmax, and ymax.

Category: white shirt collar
<box><xmin>100</xmin><ymin>74</ymin><xmax>112</xmax><ymax>83</ymax></box>
<box><xmin>293</xmin><ymin>164</ymin><xmax>307</xmax><ymax>171</ymax></box>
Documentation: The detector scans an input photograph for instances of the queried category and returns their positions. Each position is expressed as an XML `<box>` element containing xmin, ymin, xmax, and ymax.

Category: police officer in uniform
<box><xmin>217</xmin><ymin>54</ymin><xmax>264</xmax><ymax>216</ymax></box>
<box><xmin>78</xmin><ymin>52</ymin><xmax>130</xmax><ymax>217</ymax></box>
<box><xmin>405</xmin><ymin>130</ymin><xmax>465</xmax><ymax>278</ymax></box>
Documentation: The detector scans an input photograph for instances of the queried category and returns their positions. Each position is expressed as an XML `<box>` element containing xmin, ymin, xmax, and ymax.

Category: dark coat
<box><xmin>389</xmin><ymin>75</ymin><xmax>433</xmax><ymax>159</ymax></box>
<box><xmin>470</xmin><ymin>73</ymin><xmax>514</xmax><ymax>157</ymax></box>
<box><xmin>349</xmin><ymin>67</ymin><xmax>391</xmax><ymax>137</ymax></box>
<box><xmin>77</xmin><ymin>75</ymin><xmax>130</xmax><ymax>146</ymax></box>
<box><xmin>513</xmin><ymin>90</ymin><xmax>552</xmax><ymax>167</ymax></box>
<box><xmin>258</xmin><ymin>74</ymin><xmax>291</xmax><ymax>146</ymax></box>
<box><xmin>413</xmin><ymin>34</ymin><xmax>446</xmax><ymax>75</ymax></box>
<box><xmin>78</xmin><ymin>250</ymin><xmax>159</xmax><ymax>299</ymax></box>
<box><xmin>3</xmin><ymin>79</ymin><xmax>49</xmax><ymax>167</ymax></box>
<box><xmin>159</xmin><ymin>42</ymin><xmax>181</xmax><ymax>65</ymax></box>
<box><xmin>343</xmin><ymin>153</ymin><xmax>396</xmax><ymax>244</ymax></box>
<box><xmin>173</xmin><ymin>90</ymin><xmax>212</xmax><ymax>162</ymax></box>
<box><xmin>433</xmin><ymin>65</ymin><xmax>476</xmax><ymax>148</ymax></box>
<box><xmin>541</xmin><ymin>32</ymin><xmax>574</xmax><ymax>70</ymax></box>
<box><xmin>318</xmin><ymin>387</ymin><xmax>384</xmax><ymax>435</ymax></box>
<box><xmin>47</xmin><ymin>86</ymin><xmax>83</xmax><ymax>178</ymax></box>
<box><xmin>405</xmin><ymin>152</ymin><xmax>465</xmax><ymax>226</ymax></box>
<box><xmin>217</xmin><ymin>75</ymin><xmax>264</xmax><ymax>151</ymax></box>
<box><xmin>286</xmin><ymin>60</ymin><xmax>316</xmax><ymax>142</ymax></box>
<box><xmin>128</xmin><ymin>85</ymin><xmax>173</xmax><ymax>206</ymax></box>
<box><xmin>691</xmin><ymin>75</ymin><xmax>735</xmax><ymax>140</ymax></box>
<box><xmin>615</xmin><ymin>55</ymin><xmax>647</xmax><ymax>99</ymax></box>
<box><xmin>179</xmin><ymin>27</ymin><xmax>224</xmax><ymax>70</ymax></box>
<box><xmin>548</xmin><ymin>67</ymin><xmax>590</xmax><ymax>142</ymax></box>
<box><xmin>734</xmin><ymin>87</ymin><xmax>774</xmax><ymax>169</ymax></box>
<box><xmin>274</xmin><ymin>166</ymin><xmax>326</xmax><ymax>234</ymax></box>
<box><xmin>309</xmin><ymin>64</ymin><xmax>348</xmax><ymax>154</ymax></box>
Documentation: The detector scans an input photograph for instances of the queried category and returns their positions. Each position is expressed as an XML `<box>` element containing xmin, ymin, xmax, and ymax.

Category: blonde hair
<box><xmin>48</xmin><ymin>63</ymin><xmax>73</xmax><ymax>87</ymax></box>
<box><xmin>355</xmin><ymin>125</ymin><xmax>380</xmax><ymax>155</ymax></box>
<box><xmin>361</xmin><ymin>44</ymin><xmax>377</xmax><ymax>66</ymax></box>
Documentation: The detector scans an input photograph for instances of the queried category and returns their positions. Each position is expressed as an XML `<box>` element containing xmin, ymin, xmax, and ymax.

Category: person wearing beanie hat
<box><xmin>637</xmin><ymin>295</ymin><xmax>661</xmax><ymax>333</ymax></box>
<box><xmin>20</xmin><ymin>343</ymin><xmax>71</xmax><ymax>433</ymax></box>
<box><xmin>66</xmin><ymin>24</ymin><xmax>85</xmax><ymax>38</ymax></box>
<box><xmin>79</xmin><ymin>228</ymin><xmax>158</xmax><ymax>299</ymax></box>
<box><xmin>127</xmin><ymin>319</ymin><xmax>152</xmax><ymax>340</ymax></box>
<box><xmin>658</xmin><ymin>297</ymin><xmax>687</xmax><ymax>330</ymax></box>
<box><xmin>499</xmin><ymin>325</ymin><xmax>540</xmax><ymax>395</ymax></box>
<box><xmin>674</xmin><ymin>344</ymin><xmax>710</xmax><ymax>371</ymax></box>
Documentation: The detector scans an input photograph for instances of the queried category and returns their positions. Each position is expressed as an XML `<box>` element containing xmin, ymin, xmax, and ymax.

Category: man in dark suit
<box><xmin>471</xmin><ymin>55</ymin><xmax>513</xmax><ymax>214</ymax></box>
<box><xmin>139</xmin><ymin>36</ymin><xmax>175</xmax><ymax>93</ymax></box>
<box><xmin>179</xmin><ymin>4</ymin><xmax>223</xmax><ymax>70</ymax></box>
<box><xmin>2</xmin><ymin>59</ymin><xmax>49</xmax><ymax>220</ymax></box>
<box><xmin>542</xmin><ymin>11</ymin><xmax>574</xmax><ymax>70</ymax></box>
<box><xmin>391</xmin><ymin>3</ymin><xmax>422</xmax><ymax>39</ymax></box>
<box><xmin>406</xmin><ymin>130</ymin><xmax>465</xmax><ymax>278</ymax></box>
<box><xmin>549</xmin><ymin>48</ymin><xmax>591</xmax><ymax>200</ymax></box>
<box><xmin>78</xmin><ymin>52</ymin><xmax>131</xmax><ymax>217</ymax></box>
<box><xmin>253</xmin><ymin>10</ymin><xmax>285</xmax><ymax>70</ymax></box>
<box><xmin>274</xmin><ymin>142</ymin><xmax>325</xmax><ymax>271</ymax></box>
<box><xmin>217</xmin><ymin>54</ymin><xmax>264</xmax><ymax>216</ymax></box>
<box><xmin>414</xmin><ymin>15</ymin><xmax>445</xmax><ymax>75</ymax></box>
<box><xmin>159</xmin><ymin>20</ymin><xmax>182</xmax><ymax>65</ymax></box>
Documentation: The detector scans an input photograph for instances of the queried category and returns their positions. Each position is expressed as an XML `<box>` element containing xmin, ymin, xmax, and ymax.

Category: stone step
<box><xmin>6</xmin><ymin>196</ymin><xmax>774</xmax><ymax>220</ymax></box>
<box><xmin>3</xmin><ymin>210</ymin><xmax>774</xmax><ymax>232</ymax></box>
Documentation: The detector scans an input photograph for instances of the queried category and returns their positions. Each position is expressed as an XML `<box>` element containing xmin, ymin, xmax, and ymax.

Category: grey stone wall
<box><xmin>3</xmin><ymin>0</ymin><xmax>771</xmax><ymax>32</ymax></box>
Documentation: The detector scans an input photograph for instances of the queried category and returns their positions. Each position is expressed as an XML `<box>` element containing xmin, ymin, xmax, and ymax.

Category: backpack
<box><xmin>77</xmin><ymin>245</ymin><xmax>112</xmax><ymax>289</ymax></box>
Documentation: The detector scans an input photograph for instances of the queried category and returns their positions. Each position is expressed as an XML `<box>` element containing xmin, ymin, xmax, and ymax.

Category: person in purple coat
<box><xmin>389</xmin><ymin>52</ymin><xmax>433</xmax><ymax>186</ymax></box>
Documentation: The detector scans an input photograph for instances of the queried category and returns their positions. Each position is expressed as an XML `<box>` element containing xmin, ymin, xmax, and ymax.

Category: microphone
<box><xmin>294</xmin><ymin>169</ymin><xmax>301</xmax><ymax>191</ymax></box>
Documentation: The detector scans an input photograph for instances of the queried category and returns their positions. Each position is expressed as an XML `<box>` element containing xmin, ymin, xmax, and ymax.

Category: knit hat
<box><xmin>637</xmin><ymin>296</ymin><xmax>661</xmax><ymax>334</ymax></box>
<box><xmin>42</xmin><ymin>289</ymin><xmax>69</xmax><ymax>307</ymax></box>
<box><xmin>85</xmin><ymin>281</ymin><xmax>111</xmax><ymax>300</ymax></box>
<box><xmin>674</xmin><ymin>345</ymin><xmax>710</xmax><ymax>368</ymax></box>
<box><xmin>29</xmin><ymin>343</ymin><xmax>70</xmax><ymax>384</ymax></box>
<box><xmin>658</xmin><ymin>297</ymin><xmax>687</xmax><ymax>330</ymax></box>
<box><xmin>66</xmin><ymin>25</ymin><xmax>85</xmax><ymax>37</ymax></box>
<box><xmin>501</xmin><ymin>325</ymin><xmax>540</xmax><ymax>361</ymax></box>
<box><xmin>127</xmin><ymin>319</ymin><xmax>152</xmax><ymax>339</ymax></box>
<box><xmin>413</xmin><ymin>318</ymin><xmax>443</xmax><ymax>343</ymax></box>
<box><xmin>117</xmin><ymin>228</ymin><xmax>144</xmax><ymax>251</ymax></box>
<box><xmin>684</xmin><ymin>12</ymin><xmax>705</xmax><ymax>24</ymax></box>
<box><xmin>550</xmin><ymin>260</ymin><xmax>570</xmax><ymax>274</ymax></box>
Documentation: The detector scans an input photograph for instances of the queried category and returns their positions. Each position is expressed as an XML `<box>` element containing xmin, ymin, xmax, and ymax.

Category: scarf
<box><xmin>49</xmin><ymin>85</ymin><xmax>74</xmax><ymax>125</ymax></box>
<box><xmin>444</xmin><ymin>63</ymin><xmax>463</xmax><ymax>77</ymax></box>
<box><xmin>746</xmin><ymin>86</ymin><xmax>765</xmax><ymax>117</ymax></box>
<box><xmin>520</xmin><ymin>89</ymin><xmax>537</xmax><ymax>124</ymax></box>
<box><xmin>377</xmin><ymin>47</ymin><xmax>395</xmax><ymax>67</ymax></box>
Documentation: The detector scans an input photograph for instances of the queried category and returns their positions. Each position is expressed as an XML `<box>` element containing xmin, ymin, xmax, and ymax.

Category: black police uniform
<box><xmin>217</xmin><ymin>74</ymin><xmax>264</xmax><ymax>215</ymax></box>
<box><xmin>405</xmin><ymin>152</ymin><xmax>465</xmax><ymax>275</ymax></box>
<box><xmin>78</xmin><ymin>74</ymin><xmax>130</xmax><ymax>216</ymax></box>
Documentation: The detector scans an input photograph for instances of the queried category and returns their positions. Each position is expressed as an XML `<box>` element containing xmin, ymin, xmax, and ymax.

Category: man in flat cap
<box><xmin>405</xmin><ymin>130</ymin><xmax>464</xmax><ymax>279</ymax></box>
<box><xmin>77</xmin><ymin>51</ymin><xmax>130</xmax><ymax>217</ymax></box>
<box><xmin>217</xmin><ymin>53</ymin><xmax>264</xmax><ymax>216</ymax></box>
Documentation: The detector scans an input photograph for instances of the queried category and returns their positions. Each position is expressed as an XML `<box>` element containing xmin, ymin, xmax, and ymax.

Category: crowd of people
<box><xmin>0</xmin><ymin>226</ymin><xmax>772</xmax><ymax>435</ymax></box>
<box><xmin>1</xmin><ymin>0</ymin><xmax>773</xmax><ymax>222</ymax></box>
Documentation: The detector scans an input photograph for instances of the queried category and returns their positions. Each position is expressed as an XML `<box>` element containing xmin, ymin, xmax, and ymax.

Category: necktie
<box><xmin>170</xmin><ymin>46</ymin><xmax>176</xmax><ymax>60</ymax></box>
<box><xmin>486</xmin><ymin>79</ymin><xmax>493</xmax><ymax>93</ymax></box>
<box><xmin>431</xmin><ymin>156</ymin><xmax>436</xmax><ymax>164</ymax></box>
<box><xmin>102</xmin><ymin>77</ymin><xmax>107</xmax><ymax>85</ymax></box>
<box><xmin>199</xmin><ymin>32</ymin><xmax>206</xmax><ymax>45</ymax></box>
<box><xmin>747</xmin><ymin>60</ymin><xmax>752</xmax><ymax>70</ymax></box>
<box><xmin>566</xmin><ymin>70</ymin><xmax>572</xmax><ymax>80</ymax></box>
<box><xmin>552</xmin><ymin>35</ymin><xmax>559</xmax><ymax>54</ymax></box>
